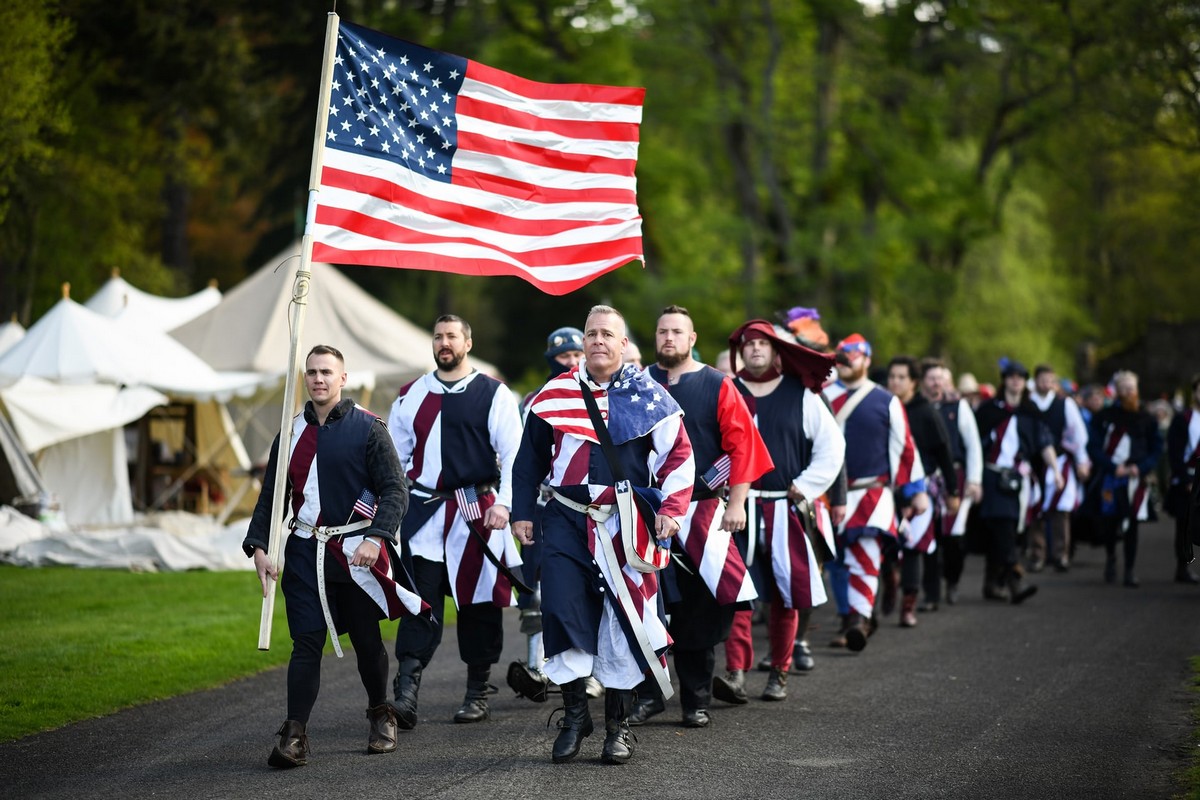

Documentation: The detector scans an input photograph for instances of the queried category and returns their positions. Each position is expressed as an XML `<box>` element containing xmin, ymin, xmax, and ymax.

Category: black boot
<box><xmin>267</xmin><ymin>719</ymin><xmax>308</xmax><ymax>768</ymax></box>
<box><xmin>712</xmin><ymin>669</ymin><xmax>749</xmax><ymax>705</ymax></box>
<box><xmin>551</xmin><ymin>678</ymin><xmax>593</xmax><ymax>763</ymax></box>
<box><xmin>983</xmin><ymin>562</ymin><xmax>1010</xmax><ymax>601</ymax></box>
<box><xmin>1007</xmin><ymin>568</ymin><xmax>1038</xmax><ymax>605</ymax></box>
<box><xmin>844</xmin><ymin>612</ymin><xmax>869</xmax><ymax>652</ymax></box>
<box><xmin>626</xmin><ymin>677</ymin><xmax>664</xmax><ymax>726</ymax></box>
<box><xmin>506</xmin><ymin>660</ymin><xmax>551</xmax><ymax>702</ymax></box>
<box><xmin>391</xmin><ymin>657</ymin><xmax>422</xmax><ymax>730</ymax></box>
<box><xmin>454</xmin><ymin>664</ymin><xmax>492</xmax><ymax>723</ymax></box>
<box><xmin>366</xmin><ymin>703</ymin><xmax>398</xmax><ymax>754</ymax></box>
<box><xmin>601</xmin><ymin>688</ymin><xmax>637</xmax><ymax>765</ymax></box>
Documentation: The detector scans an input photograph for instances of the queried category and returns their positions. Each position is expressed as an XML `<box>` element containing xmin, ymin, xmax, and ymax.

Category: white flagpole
<box><xmin>258</xmin><ymin>11</ymin><xmax>342</xmax><ymax>650</ymax></box>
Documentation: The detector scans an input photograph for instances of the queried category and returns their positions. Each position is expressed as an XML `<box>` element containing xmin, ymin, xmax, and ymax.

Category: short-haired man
<box><xmin>1028</xmin><ymin>364</ymin><xmax>1091</xmax><ymax>572</ymax></box>
<box><xmin>713</xmin><ymin>318</ymin><xmax>842</xmax><ymax>700</ymax></box>
<box><xmin>823</xmin><ymin>334</ymin><xmax>927</xmax><ymax>650</ymax></box>
<box><xmin>1086</xmin><ymin>370</ymin><xmax>1160</xmax><ymax>587</ymax></box>
<box><xmin>974</xmin><ymin>361</ymin><xmax>1059</xmax><ymax>602</ymax></box>
<box><xmin>513</xmin><ymin>305</ymin><xmax>694</xmax><ymax>765</ymax></box>
<box><xmin>886</xmin><ymin>356</ymin><xmax>958</xmax><ymax>627</ymax></box>
<box><xmin>244</xmin><ymin>345</ymin><xmax>423</xmax><ymax>768</ymax></box>
<box><xmin>630</xmin><ymin>306</ymin><xmax>773</xmax><ymax>725</ymax></box>
<box><xmin>388</xmin><ymin>315</ymin><xmax>524</xmax><ymax>727</ymax></box>
<box><xmin>919</xmin><ymin>359</ymin><xmax>983</xmax><ymax>606</ymax></box>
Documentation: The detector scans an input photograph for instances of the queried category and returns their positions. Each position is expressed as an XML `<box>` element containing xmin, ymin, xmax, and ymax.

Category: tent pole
<box><xmin>258</xmin><ymin>11</ymin><xmax>341</xmax><ymax>650</ymax></box>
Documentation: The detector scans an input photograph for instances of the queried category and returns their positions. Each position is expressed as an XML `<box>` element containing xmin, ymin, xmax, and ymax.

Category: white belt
<box><xmin>551</xmin><ymin>491</ymin><xmax>673</xmax><ymax>700</ymax></box>
<box><xmin>552</xmin><ymin>492</ymin><xmax>616</xmax><ymax>523</ymax></box>
<box><xmin>292</xmin><ymin>518</ymin><xmax>372</xmax><ymax>658</ymax></box>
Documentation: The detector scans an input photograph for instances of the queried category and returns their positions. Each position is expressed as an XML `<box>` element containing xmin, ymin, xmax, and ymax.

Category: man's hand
<box><xmin>350</xmin><ymin>538</ymin><xmax>381</xmax><ymax>568</ymax></box>
<box><xmin>1076</xmin><ymin>462</ymin><xmax>1091</xmax><ymax>482</ymax></box>
<box><xmin>484</xmin><ymin>504</ymin><xmax>510</xmax><ymax>530</ymax></box>
<box><xmin>786</xmin><ymin>484</ymin><xmax>806</xmax><ymax>504</ymax></box>
<box><xmin>512</xmin><ymin>520</ymin><xmax>534</xmax><ymax>545</ymax></box>
<box><xmin>829</xmin><ymin>505</ymin><xmax>847</xmax><ymax>527</ymax></box>
<box><xmin>965</xmin><ymin>482</ymin><xmax>983</xmax><ymax>503</ymax></box>
<box><xmin>718</xmin><ymin>503</ymin><xmax>747</xmax><ymax>533</ymax></box>
<box><xmin>946</xmin><ymin>495</ymin><xmax>961</xmax><ymax>516</ymax></box>
<box><xmin>654</xmin><ymin>514</ymin><xmax>680</xmax><ymax>541</ymax></box>
<box><xmin>905</xmin><ymin>491</ymin><xmax>930</xmax><ymax>519</ymax></box>
<box><xmin>252</xmin><ymin>548</ymin><xmax>278</xmax><ymax>598</ymax></box>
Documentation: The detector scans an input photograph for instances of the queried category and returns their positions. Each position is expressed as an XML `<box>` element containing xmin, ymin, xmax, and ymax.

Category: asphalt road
<box><xmin>3</xmin><ymin>518</ymin><xmax>1199</xmax><ymax>800</ymax></box>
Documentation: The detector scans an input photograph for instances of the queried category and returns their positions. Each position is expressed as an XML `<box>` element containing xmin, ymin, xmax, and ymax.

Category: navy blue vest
<box><xmin>649</xmin><ymin>364</ymin><xmax>724</xmax><ymax>488</ymax></box>
<box><xmin>735</xmin><ymin>375</ymin><xmax>810</xmax><ymax>492</ymax></box>
<box><xmin>439</xmin><ymin>375</ymin><xmax>504</xmax><ymax>489</ymax></box>
<box><xmin>310</xmin><ymin>402</ymin><xmax>376</xmax><ymax>525</ymax></box>
<box><xmin>1036</xmin><ymin>395</ymin><xmax>1068</xmax><ymax>445</ymax></box>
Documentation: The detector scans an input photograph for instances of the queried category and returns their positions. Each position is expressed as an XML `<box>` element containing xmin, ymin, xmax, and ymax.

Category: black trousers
<box><xmin>982</xmin><ymin>515</ymin><xmax>1020</xmax><ymax>581</ymax></box>
<box><xmin>395</xmin><ymin>555</ymin><xmax>504</xmax><ymax>668</ymax></box>
<box><xmin>286</xmin><ymin>578</ymin><xmax>389</xmax><ymax>723</ymax></box>
<box><xmin>1102</xmin><ymin>517</ymin><xmax>1139</xmax><ymax>570</ymax></box>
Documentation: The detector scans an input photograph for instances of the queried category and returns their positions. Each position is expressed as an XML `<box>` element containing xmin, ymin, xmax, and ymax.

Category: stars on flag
<box><xmin>325</xmin><ymin>31</ymin><xmax>465</xmax><ymax>183</ymax></box>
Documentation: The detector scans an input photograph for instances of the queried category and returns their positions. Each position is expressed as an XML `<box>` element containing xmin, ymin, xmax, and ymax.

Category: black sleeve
<box><xmin>365</xmin><ymin>418</ymin><xmax>407</xmax><ymax>543</ymax></box>
<box><xmin>827</xmin><ymin>463</ymin><xmax>848</xmax><ymax>506</ymax></box>
<box><xmin>242</xmin><ymin>433</ymin><xmax>284</xmax><ymax>557</ymax></box>
<box><xmin>512</xmin><ymin>414</ymin><xmax>554</xmax><ymax>522</ymax></box>
<box><xmin>928</xmin><ymin>409</ymin><xmax>958</xmax><ymax>496</ymax></box>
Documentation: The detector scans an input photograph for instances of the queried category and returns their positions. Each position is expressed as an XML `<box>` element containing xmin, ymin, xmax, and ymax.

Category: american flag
<box><xmin>701</xmin><ymin>453</ymin><xmax>732</xmax><ymax>491</ymax></box>
<box><xmin>455</xmin><ymin>485</ymin><xmax>483</xmax><ymax>522</ymax></box>
<box><xmin>352</xmin><ymin>488</ymin><xmax>377</xmax><ymax>520</ymax></box>
<box><xmin>311</xmin><ymin>21</ymin><xmax>646</xmax><ymax>296</ymax></box>
<box><xmin>529</xmin><ymin>364</ymin><xmax>682</xmax><ymax>446</ymax></box>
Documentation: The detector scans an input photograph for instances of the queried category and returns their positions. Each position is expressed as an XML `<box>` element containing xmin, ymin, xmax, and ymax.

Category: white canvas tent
<box><xmin>171</xmin><ymin>241</ymin><xmax>497</xmax><ymax>386</ymax></box>
<box><xmin>85</xmin><ymin>271</ymin><xmax>222</xmax><ymax>332</ymax></box>
<box><xmin>170</xmin><ymin>242</ymin><xmax>499</xmax><ymax>461</ymax></box>
<box><xmin>0</xmin><ymin>296</ymin><xmax>272</xmax><ymax>525</ymax></box>
<box><xmin>0</xmin><ymin>317</ymin><xmax>25</xmax><ymax>355</ymax></box>
<box><xmin>0</xmin><ymin>377</ymin><xmax>168</xmax><ymax>525</ymax></box>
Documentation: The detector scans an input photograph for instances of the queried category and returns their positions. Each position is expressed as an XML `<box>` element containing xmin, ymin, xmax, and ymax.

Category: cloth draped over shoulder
<box><xmin>528</xmin><ymin>362</ymin><xmax>683</xmax><ymax>443</ymax></box>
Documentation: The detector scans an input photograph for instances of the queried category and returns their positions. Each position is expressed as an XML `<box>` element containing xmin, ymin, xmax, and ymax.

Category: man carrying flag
<box><xmin>244</xmin><ymin>345</ymin><xmax>424</xmax><ymax>768</ymax></box>
<box><xmin>512</xmin><ymin>305</ymin><xmax>694</xmax><ymax>765</ymax></box>
<box><xmin>388</xmin><ymin>315</ymin><xmax>524</xmax><ymax>728</ymax></box>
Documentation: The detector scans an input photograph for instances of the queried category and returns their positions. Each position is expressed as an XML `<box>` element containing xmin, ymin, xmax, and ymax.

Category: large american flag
<box><xmin>311</xmin><ymin>21</ymin><xmax>646</xmax><ymax>295</ymax></box>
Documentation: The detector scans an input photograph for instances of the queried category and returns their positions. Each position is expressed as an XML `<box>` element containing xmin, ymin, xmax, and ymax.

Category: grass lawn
<box><xmin>0</xmin><ymin>565</ymin><xmax>449</xmax><ymax>742</ymax></box>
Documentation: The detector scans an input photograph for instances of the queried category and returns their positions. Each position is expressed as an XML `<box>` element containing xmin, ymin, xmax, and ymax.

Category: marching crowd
<box><xmin>242</xmin><ymin>304</ymin><xmax>1200</xmax><ymax>769</ymax></box>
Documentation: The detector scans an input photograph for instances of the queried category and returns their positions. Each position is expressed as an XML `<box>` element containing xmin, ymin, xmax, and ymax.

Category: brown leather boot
<box><xmin>366</xmin><ymin>703</ymin><xmax>398</xmax><ymax>754</ymax></box>
<box><xmin>899</xmin><ymin>593</ymin><xmax>918</xmax><ymax>628</ymax></box>
<box><xmin>844</xmin><ymin>613</ymin><xmax>869</xmax><ymax>652</ymax></box>
<box><xmin>267</xmin><ymin>719</ymin><xmax>308</xmax><ymax>768</ymax></box>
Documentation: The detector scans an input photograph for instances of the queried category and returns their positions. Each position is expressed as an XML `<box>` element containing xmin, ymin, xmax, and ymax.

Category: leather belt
<box><xmin>411</xmin><ymin>481</ymin><xmax>494</xmax><ymax>502</ymax></box>
<box><xmin>291</xmin><ymin>518</ymin><xmax>373</xmax><ymax>658</ymax></box>
<box><xmin>552</xmin><ymin>491</ymin><xmax>616</xmax><ymax>522</ymax></box>
<box><xmin>849</xmin><ymin>476</ymin><xmax>888</xmax><ymax>490</ymax></box>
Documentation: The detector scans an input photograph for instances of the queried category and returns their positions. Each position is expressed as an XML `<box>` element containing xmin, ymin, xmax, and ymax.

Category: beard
<box><xmin>838</xmin><ymin>362</ymin><xmax>867</xmax><ymax>383</ymax></box>
<box><xmin>436</xmin><ymin>350</ymin><xmax>464</xmax><ymax>371</ymax></box>
<box><xmin>1119</xmin><ymin>392</ymin><xmax>1139</xmax><ymax>411</ymax></box>
<box><xmin>656</xmin><ymin>349</ymin><xmax>688</xmax><ymax>369</ymax></box>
